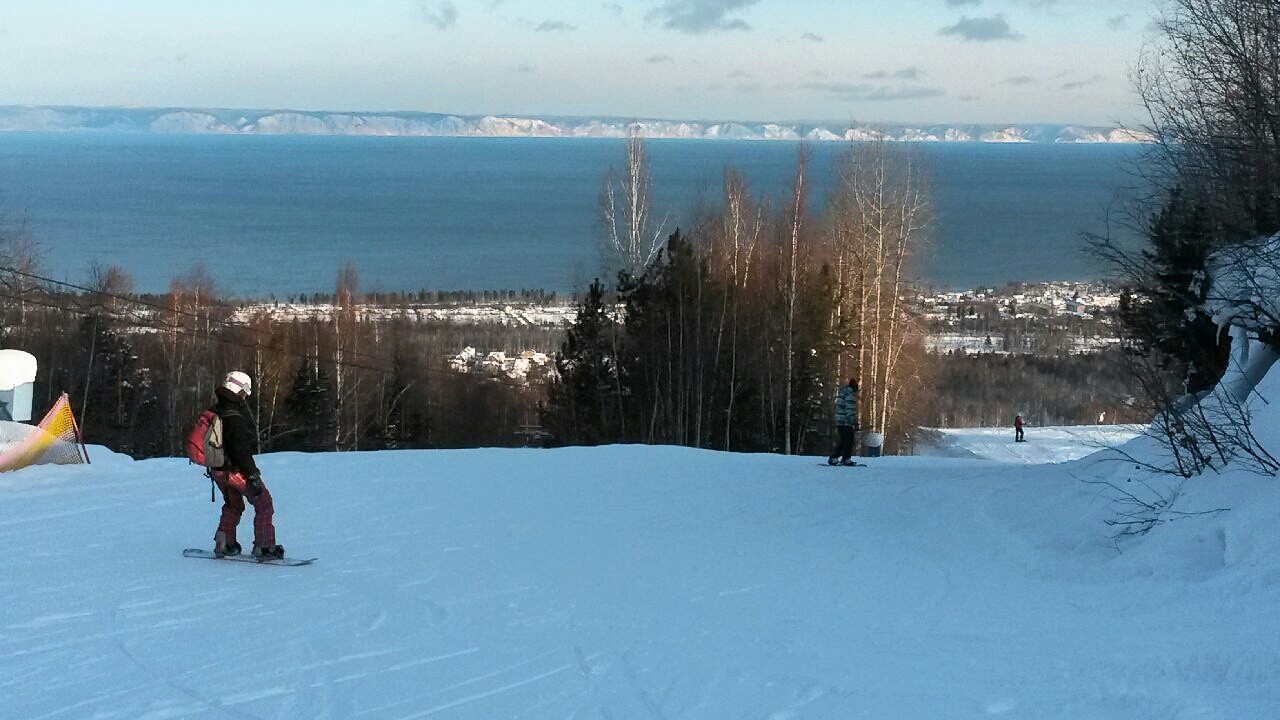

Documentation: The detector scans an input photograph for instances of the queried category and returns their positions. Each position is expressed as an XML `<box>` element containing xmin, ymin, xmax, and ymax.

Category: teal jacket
<box><xmin>834</xmin><ymin>384</ymin><xmax>858</xmax><ymax>427</ymax></box>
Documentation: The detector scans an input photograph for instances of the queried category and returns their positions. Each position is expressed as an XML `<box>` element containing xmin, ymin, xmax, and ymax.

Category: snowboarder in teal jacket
<box><xmin>828</xmin><ymin>378</ymin><xmax>859</xmax><ymax>466</ymax></box>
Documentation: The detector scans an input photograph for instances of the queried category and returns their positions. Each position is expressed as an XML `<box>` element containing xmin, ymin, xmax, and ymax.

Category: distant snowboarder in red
<box><xmin>1014</xmin><ymin>414</ymin><xmax>1025</xmax><ymax>443</ymax></box>
<box><xmin>209</xmin><ymin>371</ymin><xmax>284</xmax><ymax>560</ymax></box>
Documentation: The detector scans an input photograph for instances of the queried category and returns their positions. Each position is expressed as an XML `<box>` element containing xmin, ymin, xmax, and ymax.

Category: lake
<box><xmin>0</xmin><ymin>133</ymin><xmax>1148</xmax><ymax>296</ymax></box>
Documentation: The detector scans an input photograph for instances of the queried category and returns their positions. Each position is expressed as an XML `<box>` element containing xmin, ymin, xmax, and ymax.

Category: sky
<box><xmin>0</xmin><ymin>0</ymin><xmax>1156</xmax><ymax>126</ymax></box>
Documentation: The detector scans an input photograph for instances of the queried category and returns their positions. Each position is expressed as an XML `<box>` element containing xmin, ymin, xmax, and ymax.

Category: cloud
<box><xmin>958</xmin><ymin>94</ymin><xmax>982</xmax><ymax>101</ymax></box>
<box><xmin>800</xmin><ymin>32</ymin><xmax>824</xmax><ymax>43</ymax></box>
<box><xmin>860</xmin><ymin>86</ymin><xmax>947</xmax><ymax>101</ymax></box>
<box><xmin>1002</xmin><ymin>74</ymin><xmax>1037</xmax><ymax>85</ymax></box>
<box><xmin>647</xmin><ymin>0</ymin><xmax>760</xmax><ymax>34</ymax></box>
<box><xmin>728</xmin><ymin>69</ymin><xmax>752</xmax><ymax>78</ymax></box>
<box><xmin>733</xmin><ymin>83</ymin><xmax>763</xmax><ymax>94</ymax></box>
<box><xmin>862</xmin><ymin>66</ymin><xmax>921</xmax><ymax>80</ymax></box>
<box><xmin>805</xmin><ymin>81</ymin><xmax>872</xmax><ymax>95</ymax></box>
<box><xmin>1106</xmin><ymin>14</ymin><xmax>1129</xmax><ymax>30</ymax></box>
<box><xmin>705</xmin><ymin>82</ymin><xmax>727</xmax><ymax>91</ymax></box>
<box><xmin>946</xmin><ymin>0</ymin><xmax>982</xmax><ymax>5</ymax></box>
<box><xmin>416</xmin><ymin>0</ymin><xmax>458</xmax><ymax>30</ymax></box>
<box><xmin>482</xmin><ymin>0</ymin><xmax>507</xmax><ymax>8</ymax></box>
<box><xmin>1059</xmin><ymin>74</ymin><xmax>1104</xmax><ymax>91</ymax></box>
<box><xmin>938</xmin><ymin>15</ymin><xmax>1023</xmax><ymax>41</ymax></box>
<box><xmin>804</xmin><ymin>82</ymin><xmax>946</xmax><ymax>102</ymax></box>
<box><xmin>510</xmin><ymin>64</ymin><xmax>536</xmax><ymax>73</ymax></box>
<box><xmin>534</xmin><ymin>20</ymin><xmax>577</xmax><ymax>32</ymax></box>
<box><xmin>646</xmin><ymin>54</ymin><xmax>674</xmax><ymax>63</ymax></box>
<box><xmin>602</xmin><ymin>2</ymin><xmax>623</xmax><ymax>14</ymax></box>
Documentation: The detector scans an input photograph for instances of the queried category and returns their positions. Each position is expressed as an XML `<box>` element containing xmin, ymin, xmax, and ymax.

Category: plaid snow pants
<box><xmin>210</xmin><ymin>470</ymin><xmax>276</xmax><ymax>547</ymax></box>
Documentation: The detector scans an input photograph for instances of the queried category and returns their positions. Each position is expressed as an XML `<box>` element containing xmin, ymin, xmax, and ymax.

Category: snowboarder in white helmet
<box><xmin>208</xmin><ymin>371</ymin><xmax>284</xmax><ymax>560</ymax></box>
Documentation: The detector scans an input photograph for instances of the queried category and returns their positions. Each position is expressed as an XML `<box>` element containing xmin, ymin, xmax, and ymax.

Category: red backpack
<box><xmin>185</xmin><ymin>410</ymin><xmax>226</xmax><ymax>469</ymax></box>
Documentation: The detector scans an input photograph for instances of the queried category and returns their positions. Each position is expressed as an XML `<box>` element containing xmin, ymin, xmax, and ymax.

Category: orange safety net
<box><xmin>0</xmin><ymin>393</ymin><xmax>89</xmax><ymax>472</ymax></box>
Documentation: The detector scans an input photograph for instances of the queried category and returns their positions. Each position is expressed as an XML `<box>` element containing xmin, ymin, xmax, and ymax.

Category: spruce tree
<box><xmin>73</xmin><ymin>313</ymin><xmax>155</xmax><ymax>455</ymax></box>
<box><xmin>1120</xmin><ymin>190</ymin><xmax>1230</xmax><ymax>393</ymax></box>
<box><xmin>544</xmin><ymin>280</ymin><xmax>619</xmax><ymax>445</ymax></box>
<box><xmin>282</xmin><ymin>357</ymin><xmax>334</xmax><ymax>451</ymax></box>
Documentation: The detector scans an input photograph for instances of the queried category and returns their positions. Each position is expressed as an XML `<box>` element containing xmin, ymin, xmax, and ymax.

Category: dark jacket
<box><xmin>212</xmin><ymin>386</ymin><xmax>259</xmax><ymax>477</ymax></box>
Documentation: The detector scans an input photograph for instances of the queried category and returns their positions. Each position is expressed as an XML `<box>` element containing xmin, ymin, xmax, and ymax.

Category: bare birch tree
<box><xmin>782</xmin><ymin>146</ymin><xmax>809</xmax><ymax>454</ymax></box>
<box><xmin>158</xmin><ymin>265</ymin><xmax>217</xmax><ymax>455</ymax></box>
<box><xmin>601</xmin><ymin>127</ymin><xmax>666</xmax><ymax>277</ymax></box>
<box><xmin>0</xmin><ymin>215</ymin><xmax>42</xmax><ymax>334</ymax></box>
<box><xmin>712</xmin><ymin>170</ymin><xmax>762</xmax><ymax>449</ymax></box>
<box><xmin>830</xmin><ymin>140</ymin><xmax>931</xmax><ymax>448</ymax></box>
<box><xmin>333</xmin><ymin>263</ymin><xmax>360</xmax><ymax>450</ymax></box>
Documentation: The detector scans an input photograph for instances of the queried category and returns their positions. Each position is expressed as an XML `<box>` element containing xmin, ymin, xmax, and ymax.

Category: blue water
<box><xmin>0</xmin><ymin>134</ymin><xmax>1146</xmax><ymax>296</ymax></box>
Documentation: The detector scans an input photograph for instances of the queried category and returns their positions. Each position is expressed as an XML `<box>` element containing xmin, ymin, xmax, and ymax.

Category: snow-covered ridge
<box><xmin>0</xmin><ymin>105</ymin><xmax>1152</xmax><ymax>143</ymax></box>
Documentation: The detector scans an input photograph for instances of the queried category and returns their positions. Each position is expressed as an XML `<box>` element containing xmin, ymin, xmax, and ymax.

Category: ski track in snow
<box><xmin>1</xmin><ymin>432</ymin><xmax>1277</xmax><ymax>719</ymax></box>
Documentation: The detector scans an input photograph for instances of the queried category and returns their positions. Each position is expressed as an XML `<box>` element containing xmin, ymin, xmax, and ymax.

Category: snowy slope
<box><xmin>2</xmin><ymin>425</ymin><xmax>1277</xmax><ymax>720</ymax></box>
<box><xmin>921</xmin><ymin>424</ymin><xmax>1146</xmax><ymax>464</ymax></box>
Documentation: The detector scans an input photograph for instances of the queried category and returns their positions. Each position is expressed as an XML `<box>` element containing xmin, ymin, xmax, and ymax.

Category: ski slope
<box><xmin>2</xmin><ymin>426</ymin><xmax>1277</xmax><ymax>718</ymax></box>
<box><xmin>920</xmin><ymin>424</ymin><xmax>1147</xmax><ymax>464</ymax></box>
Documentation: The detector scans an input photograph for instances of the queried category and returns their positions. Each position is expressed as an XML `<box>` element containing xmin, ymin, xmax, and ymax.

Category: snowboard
<box><xmin>182</xmin><ymin>548</ymin><xmax>316</xmax><ymax>566</ymax></box>
<box><xmin>818</xmin><ymin>461</ymin><xmax>868</xmax><ymax>468</ymax></box>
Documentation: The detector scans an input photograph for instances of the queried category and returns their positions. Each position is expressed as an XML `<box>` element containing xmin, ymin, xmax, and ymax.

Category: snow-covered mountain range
<box><xmin>0</xmin><ymin>105</ymin><xmax>1151</xmax><ymax>143</ymax></box>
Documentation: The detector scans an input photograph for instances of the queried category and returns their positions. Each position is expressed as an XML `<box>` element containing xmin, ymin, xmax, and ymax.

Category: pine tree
<box><xmin>544</xmin><ymin>280</ymin><xmax>620</xmax><ymax>445</ymax></box>
<box><xmin>1120</xmin><ymin>190</ymin><xmax>1230</xmax><ymax>393</ymax></box>
<box><xmin>73</xmin><ymin>313</ymin><xmax>156</xmax><ymax>456</ymax></box>
<box><xmin>788</xmin><ymin>262</ymin><xmax>840</xmax><ymax>454</ymax></box>
<box><xmin>282</xmin><ymin>357</ymin><xmax>334</xmax><ymax>451</ymax></box>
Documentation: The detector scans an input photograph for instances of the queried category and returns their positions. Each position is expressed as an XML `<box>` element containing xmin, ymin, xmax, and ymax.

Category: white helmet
<box><xmin>223</xmin><ymin>370</ymin><xmax>252</xmax><ymax>397</ymax></box>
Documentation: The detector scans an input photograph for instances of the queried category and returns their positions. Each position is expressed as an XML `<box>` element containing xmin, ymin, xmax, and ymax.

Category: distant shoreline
<box><xmin>0</xmin><ymin>105</ymin><xmax>1151</xmax><ymax>144</ymax></box>
<box><xmin>220</xmin><ymin>279</ymin><xmax>1121</xmax><ymax>312</ymax></box>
